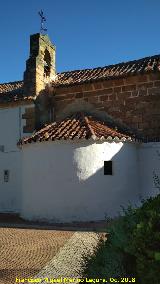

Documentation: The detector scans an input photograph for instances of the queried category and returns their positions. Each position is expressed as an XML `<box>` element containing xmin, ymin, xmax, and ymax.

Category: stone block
<box><xmin>93</xmin><ymin>82</ymin><xmax>103</xmax><ymax>90</ymax></box>
<box><xmin>114</xmin><ymin>78</ymin><xmax>125</xmax><ymax>86</ymax></box>
<box><xmin>102</xmin><ymin>80</ymin><xmax>114</xmax><ymax>88</ymax></box>
<box><xmin>88</xmin><ymin>96</ymin><xmax>99</xmax><ymax>103</ymax></box>
<box><xmin>75</xmin><ymin>93</ymin><xmax>83</xmax><ymax>98</ymax></box>
<box><xmin>114</xmin><ymin>86</ymin><xmax>122</xmax><ymax>93</ymax></box>
<box><xmin>124</xmin><ymin>76</ymin><xmax>138</xmax><ymax>85</ymax></box>
<box><xmin>154</xmin><ymin>80</ymin><xmax>160</xmax><ymax>87</ymax></box>
<box><xmin>83</xmin><ymin>91</ymin><xmax>98</xmax><ymax>98</ymax></box>
<box><xmin>117</xmin><ymin>91</ymin><xmax>131</xmax><ymax>100</ymax></box>
<box><xmin>137</xmin><ymin>82</ymin><xmax>153</xmax><ymax>90</ymax></box>
<box><xmin>148</xmin><ymin>87</ymin><xmax>160</xmax><ymax>96</ymax></box>
<box><xmin>122</xmin><ymin>84</ymin><xmax>136</xmax><ymax>92</ymax></box>
<box><xmin>22</xmin><ymin>107</ymin><xmax>35</xmax><ymax>119</ymax></box>
<box><xmin>149</xmin><ymin>72</ymin><xmax>160</xmax><ymax>81</ymax></box>
<box><xmin>82</xmin><ymin>83</ymin><xmax>94</xmax><ymax>92</ymax></box>
<box><xmin>99</xmin><ymin>95</ymin><xmax>108</xmax><ymax>101</ymax></box>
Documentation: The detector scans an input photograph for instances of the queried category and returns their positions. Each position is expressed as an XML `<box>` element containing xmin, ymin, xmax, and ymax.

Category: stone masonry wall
<box><xmin>54</xmin><ymin>72</ymin><xmax>160</xmax><ymax>138</ymax></box>
<box><xmin>22</xmin><ymin>106</ymin><xmax>35</xmax><ymax>133</ymax></box>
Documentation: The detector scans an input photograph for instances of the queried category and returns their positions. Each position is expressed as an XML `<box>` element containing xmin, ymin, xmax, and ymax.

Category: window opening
<box><xmin>4</xmin><ymin>170</ymin><xmax>9</xmax><ymax>182</ymax></box>
<box><xmin>104</xmin><ymin>161</ymin><xmax>113</xmax><ymax>175</ymax></box>
<box><xmin>44</xmin><ymin>49</ymin><xmax>51</xmax><ymax>78</ymax></box>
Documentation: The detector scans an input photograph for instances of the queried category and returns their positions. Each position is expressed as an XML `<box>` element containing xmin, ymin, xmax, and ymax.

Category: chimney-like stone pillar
<box><xmin>23</xmin><ymin>33</ymin><xmax>56</xmax><ymax>98</ymax></box>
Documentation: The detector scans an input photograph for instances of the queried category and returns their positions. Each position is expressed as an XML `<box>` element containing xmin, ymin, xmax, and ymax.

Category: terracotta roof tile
<box><xmin>0</xmin><ymin>81</ymin><xmax>23</xmax><ymax>94</ymax></box>
<box><xmin>0</xmin><ymin>81</ymin><xmax>34</xmax><ymax>103</ymax></box>
<box><xmin>55</xmin><ymin>54</ymin><xmax>160</xmax><ymax>87</ymax></box>
<box><xmin>1</xmin><ymin>53</ymin><xmax>160</xmax><ymax>102</ymax></box>
<box><xmin>19</xmin><ymin>112</ymin><xmax>140</xmax><ymax>145</ymax></box>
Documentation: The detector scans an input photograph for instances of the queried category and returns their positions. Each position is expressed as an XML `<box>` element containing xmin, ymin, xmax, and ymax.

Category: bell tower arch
<box><xmin>23</xmin><ymin>33</ymin><xmax>56</xmax><ymax>97</ymax></box>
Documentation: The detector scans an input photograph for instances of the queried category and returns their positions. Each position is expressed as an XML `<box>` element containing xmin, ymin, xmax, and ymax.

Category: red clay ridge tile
<box><xmin>19</xmin><ymin>112</ymin><xmax>138</xmax><ymax>145</ymax></box>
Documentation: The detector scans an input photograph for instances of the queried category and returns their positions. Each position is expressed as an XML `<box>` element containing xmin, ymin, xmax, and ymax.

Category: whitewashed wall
<box><xmin>0</xmin><ymin>104</ymin><xmax>34</xmax><ymax>212</ymax></box>
<box><xmin>21</xmin><ymin>141</ymin><xmax>140</xmax><ymax>222</ymax></box>
<box><xmin>138</xmin><ymin>142</ymin><xmax>160</xmax><ymax>199</ymax></box>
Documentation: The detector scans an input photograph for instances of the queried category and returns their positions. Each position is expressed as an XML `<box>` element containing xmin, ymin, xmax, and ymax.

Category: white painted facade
<box><xmin>138</xmin><ymin>142</ymin><xmax>160</xmax><ymax>198</ymax></box>
<box><xmin>0</xmin><ymin>104</ymin><xmax>34</xmax><ymax>212</ymax></box>
<box><xmin>0</xmin><ymin>104</ymin><xmax>160</xmax><ymax>221</ymax></box>
<box><xmin>21</xmin><ymin>140</ymin><xmax>142</xmax><ymax>222</ymax></box>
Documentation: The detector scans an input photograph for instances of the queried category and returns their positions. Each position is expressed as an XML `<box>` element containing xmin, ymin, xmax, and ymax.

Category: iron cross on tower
<box><xmin>38</xmin><ymin>10</ymin><xmax>47</xmax><ymax>34</ymax></box>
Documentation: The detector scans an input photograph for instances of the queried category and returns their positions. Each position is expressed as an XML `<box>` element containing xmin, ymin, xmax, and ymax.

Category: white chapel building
<box><xmin>0</xmin><ymin>33</ymin><xmax>160</xmax><ymax>222</ymax></box>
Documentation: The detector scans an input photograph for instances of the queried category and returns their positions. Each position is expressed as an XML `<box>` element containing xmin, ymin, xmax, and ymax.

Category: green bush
<box><xmin>85</xmin><ymin>194</ymin><xmax>160</xmax><ymax>284</ymax></box>
<box><xmin>129</xmin><ymin>194</ymin><xmax>160</xmax><ymax>284</ymax></box>
<box><xmin>84</xmin><ymin>239</ymin><xmax>126</xmax><ymax>278</ymax></box>
<box><xmin>84</xmin><ymin>208</ymin><xmax>139</xmax><ymax>279</ymax></box>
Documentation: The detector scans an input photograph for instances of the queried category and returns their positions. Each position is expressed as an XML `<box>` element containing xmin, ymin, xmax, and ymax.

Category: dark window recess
<box><xmin>44</xmin><ymin>49</ymin><xmax>51</xmax><ymax>78</ymax></box>
<box><xmin>104</xmin><ymin>161</ymin><xmax>113</xmax><ymax>175</ymax></box>
<box><xmin>4</xmin><ymin>170</ymin><xmax>9</xmax><ymax>182</ymax></box>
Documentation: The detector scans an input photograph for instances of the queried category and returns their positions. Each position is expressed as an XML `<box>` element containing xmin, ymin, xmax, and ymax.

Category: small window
<box><xmin>104</xmin><ymin>161</ymin><xmax>113</xmax><ymax>175</ymax></box>
<box><xmin>4</xmin><ymin>170</ymin><xmax>9</xmax><ymax>182</ymax></box>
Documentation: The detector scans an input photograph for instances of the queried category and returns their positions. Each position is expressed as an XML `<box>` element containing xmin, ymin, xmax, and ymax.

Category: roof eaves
<box><xmin>54</xmin><ymin>69</ymin><xmax>159</xmax><ymax>88</ymax></box>
<box><xmin>56</xmin><ymin>54</ymin><xmax>160</xmax><ymax>76</ymax></box>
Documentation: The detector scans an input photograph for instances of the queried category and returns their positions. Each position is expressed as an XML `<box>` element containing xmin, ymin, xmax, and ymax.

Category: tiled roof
<box><xmin>19</xmin><ymin>112</ymin><xmax>138</xmax><ymax>145</ymax></box>
<box><xmin>55</xmin><ymin>54</ymin><xmax>160</xmax><ymax>86</ymax></box>
<box><xmin>0</xmin><ymin>81</ymin><xmax>33</xmax><ymax>103</ymax></box>
<box><xmin>0</xmin><ymin>81</ymin><xmax>23</xmax><ymax>93</ymax></box>
<box><xmin>1</xmin><ymin>54</ymin><xmax>160</xmax><ymax>102</ymax></box>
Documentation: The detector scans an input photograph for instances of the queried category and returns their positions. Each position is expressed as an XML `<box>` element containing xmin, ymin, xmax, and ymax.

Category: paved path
<box><xmin>0</xmin><ymin>227</ymin><xmax>73</xmax><ymax>284</ymax></box>
<box><xmin>0</xmin><ymin>218</ymin><xmax>107</xmax><ymax>284</ymax></box>
<box><xmin>35</xmin><ymin>232</ymin><xmax>101</xmax><ymax>283</ymax></box>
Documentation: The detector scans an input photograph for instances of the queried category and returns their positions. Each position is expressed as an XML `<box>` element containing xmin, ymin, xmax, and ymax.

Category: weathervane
<box><xmin>38</xmin><ymin>10</ymin><xmax>47</xmax><ymax>34</ymax></box>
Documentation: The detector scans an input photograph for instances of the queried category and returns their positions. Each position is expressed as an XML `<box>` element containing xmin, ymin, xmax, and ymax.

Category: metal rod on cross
<box><xmin>38</xmin><ymin>10</ymin><xmax>47</xmax><ymax>34</ymax></box>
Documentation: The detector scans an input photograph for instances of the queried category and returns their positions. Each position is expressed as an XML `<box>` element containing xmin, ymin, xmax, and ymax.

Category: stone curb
<box><xmin>34</xmin><ymin>232</ymin><xmax>101</xmax><ymax>283</ymax></box>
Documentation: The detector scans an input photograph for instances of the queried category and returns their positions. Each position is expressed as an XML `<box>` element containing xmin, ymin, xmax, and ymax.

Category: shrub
<box><xmin>84</xmin><ymin>238</ymin><xmax>126</xmax><ymax>278</ymax></box>
<box><xmin>129</xmin><ymin>194</ymin><xmax>160</xmax><ymax>284</ymax></box>
<box><xmin>85</xmin><ymin>194</ymin><xmax>160</xmax><ymax>284</ymax></box>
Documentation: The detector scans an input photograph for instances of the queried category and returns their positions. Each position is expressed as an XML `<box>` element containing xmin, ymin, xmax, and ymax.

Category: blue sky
<box><xmin>1</xmin><ymin>0</ymin><xmax>160</xmax><ymax>83</ymax></box>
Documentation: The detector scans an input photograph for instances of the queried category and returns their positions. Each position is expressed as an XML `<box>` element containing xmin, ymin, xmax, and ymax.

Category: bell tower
<box><xmin>23</xmin><ymin>33</ymin><xmax>56</xmax><ymax>97</ymax></box>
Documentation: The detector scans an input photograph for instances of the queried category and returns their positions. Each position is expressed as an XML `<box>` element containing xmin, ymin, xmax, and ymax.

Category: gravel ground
<box><xmin>35</xmin><ymin>232</ymin><xmax>101</xmax><ymax>283</ymax></box>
